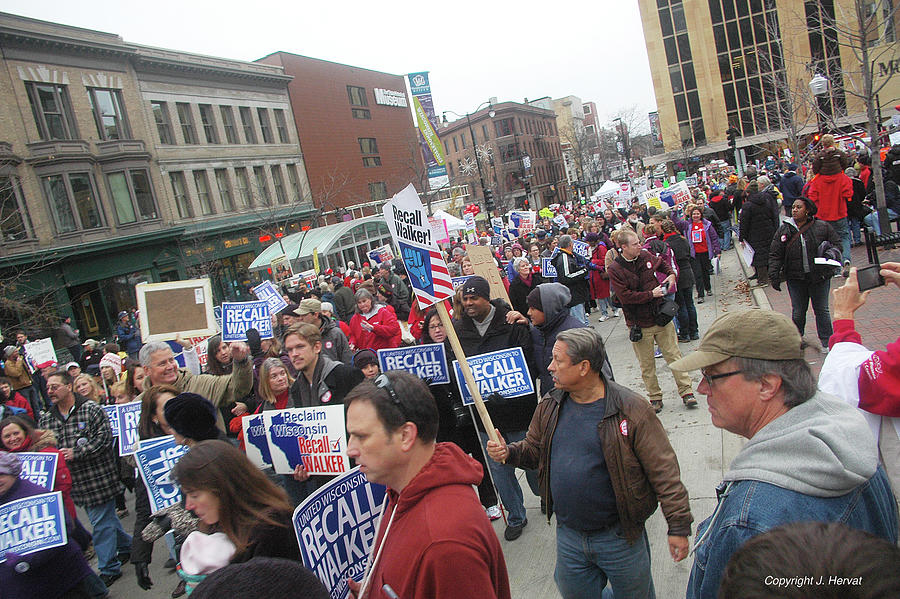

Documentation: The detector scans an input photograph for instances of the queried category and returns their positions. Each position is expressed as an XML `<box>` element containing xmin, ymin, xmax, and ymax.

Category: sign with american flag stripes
<box><xmin>383</xmin><ymin>184</ymin><xmax>454</xmax><ymax>309</ymax></box>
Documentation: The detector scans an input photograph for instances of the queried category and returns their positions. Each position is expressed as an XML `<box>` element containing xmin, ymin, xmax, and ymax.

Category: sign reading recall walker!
<box><xmin>264</xmin><ymin>406</ymin><xmax>349</xmax><ymax>476</ymax></box>
<box><xmin>541</xmin><ymin>257</ymin><xmax>558</xmax><ymax>278</ymax></box>
<box><xmin>453</xmin><ymin>348</ymin><xmax>534</xmax><ymax>406</ymax></box>
<box><xmin>382</xmin><ymin>184</ymin><xmax>453</xmax><ymax>309</ymax></box>
<box><xmin>222</xmin><ymin>301</ymin><xmax>272</xmax><ymax>342</ymax></box>
<box><xmin>103</xmin><ymin>405</ymin><xmax>120</xmax><ymax>437</ymax></box>
<box><xmin>0</xmin><ymin>491</ymin><xmax>67</xmax><ymax>562</ymax></box>
<box><xmin>135</xmin><ymin>436</ymin><xmax>190</xmax><ymax>513</ymax></box>
<box><xmin>17</xmin><ymin>452</ymin><xmax>57</xmax><ymax>491</ymax></box>
<box><xmin>252</xmin><ymin>280</ymin><xmax>288</xmax><ymax>318</ymax></box>
<box><xmin>377</xmin><ymin>344</ymin><xmax>449</xmax><ymax>385</ymax></box>
<box><xmin>117</xmin><ymin>401</ymin><xmax>142</xmax><ymax>456</ymax></box>
<box><xmin>241</xmin><ymin>413</ymin><xmax>273</xmax><ymax>469</ymax></box>
<box><xmin>294</xmin><ymin>467</ymin><xmax>386</xmax><ymax>599</ymax></box>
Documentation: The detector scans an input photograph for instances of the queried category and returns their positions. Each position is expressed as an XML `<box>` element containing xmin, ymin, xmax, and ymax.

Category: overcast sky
<box><xmin>3</xmin><ymin>1</ymin><xmax>658</xmax><ymax>130</ymax></box>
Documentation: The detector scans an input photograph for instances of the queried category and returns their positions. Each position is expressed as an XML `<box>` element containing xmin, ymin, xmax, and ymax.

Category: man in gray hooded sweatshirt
<box><xmin>670</xmin><ymin>310</ymin><xmax>898</xmax><ymax>599</ymax></box>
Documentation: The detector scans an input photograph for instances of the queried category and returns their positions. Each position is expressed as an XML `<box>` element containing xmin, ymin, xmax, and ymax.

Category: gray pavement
<box><xmin>84</xmin><ymin>247</ymin><xmax>755</xmax><ymax>599</ymax></box>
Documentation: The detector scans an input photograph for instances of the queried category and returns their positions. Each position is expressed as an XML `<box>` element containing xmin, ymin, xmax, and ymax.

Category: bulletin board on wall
<box><xmin>136</xmin><ymin>279</ymin><xmax>217</xmax><ymax>342</ymax></box>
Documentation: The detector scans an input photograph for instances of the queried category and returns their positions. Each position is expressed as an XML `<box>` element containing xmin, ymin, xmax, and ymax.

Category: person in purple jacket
<box><xmin>673</xmin><ymin>205</ymin><xmax>721</xmax><ymax>304</ymax></box>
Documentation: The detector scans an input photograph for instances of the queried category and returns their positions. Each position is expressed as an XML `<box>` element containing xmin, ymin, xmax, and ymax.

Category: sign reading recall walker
<box><xmin>264</xmin><ymin>406</ymin><xmax>349</xmax><ymax>476</ymax></box>
<box><xmin>117</xmin><ymin>401</ymin><xmax>142</xmax><ymax>456</ymax></box>
<box><xmin>294</xmin><ymin>467</ymin><xmax>386</xmax><ymax>599</ymax></box>
<box><xmin>222</xmin><ymin>301</ymin><xmax>272</xmax><ymax>342</ymax></box>
<box><xmin>0</xmin><ymin>491</ymin><xmax>67</xmax><ymax>562</ymax></box>
<box><xmin>572</xmin><ymin>240</ymin><xmax>591</xmax><ymax>260</ymax></box>
<box><xmin>135</xmin><ymin>436</ymin><xmax>190</xmax><ymax>512</ymax></box>
<box><xmin>451</xmin><ymin>275</ymin><xmax>472</xmax><ymax>290</ymax></box>
<box><xmin>241</xmin><ymin>413</ymin><xmax>273</xmax><ymax>469</ymax></box>
<box><xmin>252</xmin><ymin>280</ymin><xmax>288</xmax><ymax>318</ymax></box>
<box><xmin>453</xmin><ymin>348</ymin><xmax>534</xmax><ymax>406</ymax></box>
<box><xmin>17</xmin><ymin>452</ymin><xmax>57</xmax><ymax>491</ymax></box>
<box><xmin>103</xmin><ymin>405</ymin><xmax>120</xmax><ymax>437</ymax></box>
<box><xmin>383</xmin><ymin>184</ymin><xmax>453</xmax><ymax>309</ymax></box>
<box><xmin>541</xmin><ymin>257</ymin><xmax>558</xmax><ymax>278</ymax></box>
<box><xmin>377</xmin><ymin>344</ymin><xmax>449</xmax><ymax>385</ymax></box>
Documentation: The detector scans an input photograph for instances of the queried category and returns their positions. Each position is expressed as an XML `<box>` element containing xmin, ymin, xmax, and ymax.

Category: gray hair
<box><xmin>355</xmin><ymin>288</ymin><xmax>374</xmax><ymax>302</ymax></box>
<box><xmin>139</xmin><ymin>341</ymin><xmax>173</xmax><ymax>367</ymax></box>
<box><xmin>757</xmin><ymin>175</ymin><xmax>771</xmax><ymax>188</ymax></box>
<box><xmin>555</xmin><ymin>328</ymin><xmax>607</xmax><ymax>375</ymax></box>
<box><xmin>558</xmin><ymin>234</ymin><xmax>573</xmax><ymax>250</ymax></box>
<box><xmin>844</xmin><ymin>167</ymin><xmax>858</xmax><ymax>178</ymax></box>
<box><xmin>734</xmin><ymin>357</ymin><xmax>816</xmax><ymax>408</ymax></box>
<box><xmin>513</xmin><ymin>257</ymin><xmax>531</xmax><ymax>271</ymax></box>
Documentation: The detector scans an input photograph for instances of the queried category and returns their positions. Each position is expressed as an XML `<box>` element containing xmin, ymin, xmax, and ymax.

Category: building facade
<box><xmin>0</xmin><ymin>13</ymin><xmax>314</xmax><ymax>340</ymax></box>
<box><xmin>439</xmin><ymin>100</ymin><xmax>564</xmax><ymax>214</ymax></box>
<box><xmin>255</xmin><ymin>52</ymin><xmax>423</xmax><ymax>219</ymax></box>
<box><xmin>638</xmin><ymin>0</ymin><xmax>900</xmax><ymax>164</ymax></box>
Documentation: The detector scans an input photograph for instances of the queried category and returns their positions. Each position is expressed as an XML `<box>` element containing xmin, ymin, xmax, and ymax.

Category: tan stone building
<box><xmin>637</xmin><ymin>0</ymin><xmax>900</xmax><ymax>164</ymax></box>
<box><xmin>0</xmin><ymin>12</ymin><xmax>313</xmax><ymax>339</ymax></box>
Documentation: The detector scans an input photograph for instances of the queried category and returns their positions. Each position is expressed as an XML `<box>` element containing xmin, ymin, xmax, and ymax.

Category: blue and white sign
<box><xmin>241</xmin><ymin>413</ymin><xmax>272</xmax><ymax>469</ymax></box>
<box><xmin>491</xmin><ymin>217</ymin><xmax>504</xmax><ymax>235</ymax></box>
<box><xmin>252</xmin><ymin>280</ymin><xmax>288</xmax><ymax>317</ymax></box>
<box><xmin>17</xmin><ymin>453</ymin><xmax>57</xmax><ymax>491</ymax></box>
<box><xmin>294</xmin><ymin>467</ymin><xmax>386</xmax><ymax>599</ymax></box>
<box><xmin>572</xmin><ymin>240</ymin><xmax>591</xmax><ymax>260</ymax></box>
<box><xmin>213</xmin><ymin>306</ymin><xmax>222</xmax><ymax>331</ymax></box>
<box><xmin>451</xmin><ymin>276</ymin><xmax>472</xmax><ymax>290</ymax></box>
<box><xmin>103</xmin><ymin>405</ymin><xmax>120</xmax><ymax>437</ymax></box>
<box><xmin>135</xmin><ymin>436</ymin><xmax>190</xmax><ymax>513</ymax></box>
<box><xmin>377</xmin><ymin>344</ymin><xmax>449</xmax><ymax>385</ymax></box>
<box><xmin>117</xmin><ymin>401</ymin><xmax>142</xmax><ymax>456</ymax></box>
<box><xmin>222</xmin><ymin>301</ymin><xmax>272</xmax><ymax>342</ymax></box>
<box><xmin>264</xmin><ymin>406</ymin><xmax>349</xmax><ymax>476</ymax></box>
<box><xmin>541</xmin><ymin>257</ymin><xmax>557</xmax><ymax>278</ymax></box>
<box><xmin>453</xmin><ymin>347</ymin><xmax>534</xmax><ymax>406</ymax></box>
<box><xmin>0</xmin><ymin>491</ymin><xmax>67</xmax><ymax>562</ymax></box>
<box><xmin>553</xmin><ymin>214</ymin><xmax>567</xmax><ymax>228</ymax></box>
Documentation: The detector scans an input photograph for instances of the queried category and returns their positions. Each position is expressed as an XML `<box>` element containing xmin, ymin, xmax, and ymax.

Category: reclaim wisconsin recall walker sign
<box><xmin>293</xmin><ymin>467</ymin><xmax>386</xmax><ymax>599</ymax></box>
<box><xmin>453</xmin><ymin>347</ymin><xmax>534</xmax><ymax>406</ymax></box>
<box><xmin>382</xmin><ymin>184</ymin><xmax>453</xmax><ymax>309</ymax></box>
<box><xmin>376</xmin><ymin>344</ymin><xmax>449</xmax><ymax>384</ymax></box>
<box><xmin>264</xmin><ymin>406</ymin><xmax>349</xmax><ymax>476</ymax></box>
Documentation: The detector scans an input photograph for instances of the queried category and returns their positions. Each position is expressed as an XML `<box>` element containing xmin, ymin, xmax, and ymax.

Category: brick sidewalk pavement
<box><xmin>761</xmin><ymin>243</ymin><xmax>900</xmax><ymax>375</ymax></box>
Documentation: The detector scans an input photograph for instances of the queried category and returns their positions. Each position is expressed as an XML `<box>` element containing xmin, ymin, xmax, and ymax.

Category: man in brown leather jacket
<box><xmin>487</xmin><ymin>327</ymin><xmax>692</xmax><ymax>599</ymax></box>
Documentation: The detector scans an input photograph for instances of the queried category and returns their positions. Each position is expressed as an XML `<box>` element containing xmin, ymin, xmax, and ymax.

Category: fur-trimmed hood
<box><xmin>26</xmin><ymin>429</ymin><xmax>59</xmax><ymax>452</ymax></box>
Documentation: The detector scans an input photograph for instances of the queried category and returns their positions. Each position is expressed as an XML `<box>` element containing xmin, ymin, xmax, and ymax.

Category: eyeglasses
<box><xmin>375</xmin><ymin>373</ymin><xmax>409</xmax><ymax>421</ymax></box>
<box><xmin>428</xmin><ymin>323</ymin><xmax>443</xmax><ymax>331</ymax></box>
<box><xmin>700</xmin><ymin>369</ymin><xmax>744</xmax><ymax>387</ymax></box>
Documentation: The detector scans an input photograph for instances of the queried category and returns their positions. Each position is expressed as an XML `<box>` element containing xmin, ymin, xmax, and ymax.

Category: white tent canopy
<box><xmin>432</xmin><ymin>209</ymin><xmax>467</xmax><ymax>231</ymax></box>
<box><xmin>593</xmin><ymin>180</ymin><xmax>621</xmax><ymax>199</ymax></box>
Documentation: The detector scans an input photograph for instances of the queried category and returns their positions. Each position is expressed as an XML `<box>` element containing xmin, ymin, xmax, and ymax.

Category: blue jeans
<box><xmin>478</xmin><ymin>430</ymin><xmax>539</xmax><ymax>527</ymax></box>
<box><xmin>786</xmin><ymin>278</ymin><xmax>833</xmax><ymax>347</ymax></box>
<box><xmin>825</xmin><ymin>218</ymin><xmax>851</xmax><ymax>264</ymax></box>
<box><xmin>721</xmin><ymin>219</ymin><xmax>733</xmax><ymax>250</ymax></box>
<box><xmin>555</xmin><ymin>522</ymin><xmax>655</xmax><ymax>599</ymax></box>
<box><xmin>569</xmin><ymin>303</ymin><xmax>589</xmax><ymax>326</ymax></box>
<box><xmin>595</xmin><ymin>297</ymin><xmax>611</xmax><ymax>317</ymax></box>
<box><xmin>84</xmin><ymin>498</ymin><xmax>132</xmax><ymax>576</ymax></box>
<box><xmin>864</xmin><ymin>209</ymin><xmax>899</xmax><ymax>236</ymax></box>
<box><xmin>849</xmin><ymin>216</ymin><xmax>862</xmax><ymax>244</ymax></box>
<box><xmin>675</xmin><ymin>286</ymin><xmax>698</xmax><ymax>336</ymax></box>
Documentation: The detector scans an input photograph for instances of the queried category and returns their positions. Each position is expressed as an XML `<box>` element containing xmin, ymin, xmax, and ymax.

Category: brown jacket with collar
<box><xmin>608</xmin><ymin>249</ymin><xmax>674</xmax><ymax>329</ymax></box>
<box><xmin>505</xmin><ymin>382</ymin><xmax>693</xmax><ymax>544</ymax></box>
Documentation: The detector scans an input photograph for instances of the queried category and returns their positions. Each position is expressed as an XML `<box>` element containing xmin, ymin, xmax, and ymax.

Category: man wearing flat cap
<box><xmin>670</xmin><ymin>310</ymin><xmax>899</xmax><ymax>599</ymax></box>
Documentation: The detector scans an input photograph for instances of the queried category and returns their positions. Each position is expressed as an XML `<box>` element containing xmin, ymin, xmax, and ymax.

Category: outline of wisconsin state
<box><xmin>246</xmin><ymin>415</ymin><xmax>272</xmax><ymax>464</ymax></box>
<box><xmin>268</xmin><ymin>412</ymin><xmax>304</xmax><ymax>469</ymax></box>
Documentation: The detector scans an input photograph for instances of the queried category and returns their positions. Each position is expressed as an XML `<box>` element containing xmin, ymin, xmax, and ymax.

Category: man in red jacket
<box><xmin>345</xmin><ymin>371</ymin><xmax>510</xmax><ymax>599</ymax></box>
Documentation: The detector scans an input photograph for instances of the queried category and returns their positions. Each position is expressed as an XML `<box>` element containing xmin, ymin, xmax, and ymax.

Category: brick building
<box><xmin>255</xmin><ymin>52</ymin><xmax>423</xmax><ymax>218</ymax></box>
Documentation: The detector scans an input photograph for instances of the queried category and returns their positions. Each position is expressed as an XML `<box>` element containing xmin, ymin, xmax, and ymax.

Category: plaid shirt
<box><xmin>39</xmin><ymin>394</ymin><xmax>123</xmax><ymax>507</ymax></box>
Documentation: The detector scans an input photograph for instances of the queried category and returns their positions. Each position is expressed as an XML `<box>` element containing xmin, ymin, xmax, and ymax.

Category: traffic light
<box><xmin>813</xmin><ymin>133</ymin><xmax>821</xmax><ymax>144</ymax></box>
<box><xmin>524</xmin><ymin>180</ymin><xmax>532</xmax><ymax>194</ymax></box>
<box><xmin>726</xmin><ymin>126</ymin><xmax>739</xmax><ymax>151</ymax></box>
<box><xmin>484</xmin><ymin>188</ymin><xmax>495</xmax><ymax>213</ymax></box>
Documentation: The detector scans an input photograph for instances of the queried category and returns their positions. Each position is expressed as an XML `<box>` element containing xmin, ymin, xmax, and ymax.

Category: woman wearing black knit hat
<box><xmin>163</xmin><ymin>392</ymin><xmax>228</xmax><ymax>446</ymax></box>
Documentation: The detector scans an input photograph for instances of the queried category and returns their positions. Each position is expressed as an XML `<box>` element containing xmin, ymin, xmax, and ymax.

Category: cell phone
<box><xmin>856</xmin><ymin>264</ymin><xmax>885</xmax><ymax>292</ymax></box>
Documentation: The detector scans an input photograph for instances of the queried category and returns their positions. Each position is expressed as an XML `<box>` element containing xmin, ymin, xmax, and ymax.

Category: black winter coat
<box><xmin>508</xmin><ymin>272</ymin><xmax>543</xmax><ymax>315</ymax></box>
<box><xmin>663</xmin><ymin>232</ymin><xmax>696</xmax><ymax>290</ymax></box>
<box><xmin>551</xmin><ymin>250</ymin><xmax>590</xmax><ymax>307</ymax></box>
<box><xmin>882</xmin><ymin>145</ymin><xmax>900</xmax><ymax>186</ymax></box>
<box><xmin>740</xmin><ymin>192</ymin><xmax>779</xmax><ymax>267</ymax></box>
<box><xmin>769</xmin><ymin>218</ymin><xmax>840</xmax><ymax>283</ymax></box>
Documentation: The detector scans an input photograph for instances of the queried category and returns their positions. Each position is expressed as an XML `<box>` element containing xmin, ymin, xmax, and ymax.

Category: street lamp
<box><xmin>613</xmin><ymin>117</ymin><xmax>632</xmax><ymax>176</ymax></box>
<box><xmin>442</xmin><ymin>101</ymin><xmax>496</xmax><ymax>214</ymax></box>
<box><xmin>809</xmin><ymin>73</ymin><xmax>829</xmax><ymax>137</ymax></box>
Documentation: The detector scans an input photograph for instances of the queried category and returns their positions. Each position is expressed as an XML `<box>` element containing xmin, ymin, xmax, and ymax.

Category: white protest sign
<box><xmin>252</xmin><ymin>280</ymin><xmax>288</xmax><ymax>317</ymax></box>
<box><xmin>0</xmin><ymin>491</ymin><xmax>67</xmax><ymax>562</ymax></box>
<box><xmin>264</xmin><ymin>406</ymin><xmax>349</xmax><ymax>476</ymax></box>
<box><xmin>428</xmin><ymin>216</ymin><xmax>450</xmax><ymax>245</ymax></box>
<box><xmin>464</xmin><ymin>212</ymin><xmax>477</xmax><ymax>244</ymax></box>
<box><xmin>221</xmin><ymin>301</ymin><xmax>272</xmax><ymax>342</ymax></box>
<box><xmin>241</xmin><ymin>413</ymin><xmax>272</xmax><ymax>469</ymax></box>
<box><xmin>24</xmin><ymin>338</ymin><xmax>56</xmax><ymax>369</ymax></box>
<box><xmin>117</xmin><ymin>401</ymin><xmax>141</xmax><ymax>456</ymax></box>
<box><xmin>293</xmin><ymin>467</ymin><xmax>386</xmax><ymax>599</ymax></box>
<box><xmin>382</xmin><ymin>184</ymin><xmax>454</xmax><ymax>309</ymax></box>
<box><xmin>17</xmin><ymin>453</ymin><xmax>58</xmax><ymax>491</ymax></box>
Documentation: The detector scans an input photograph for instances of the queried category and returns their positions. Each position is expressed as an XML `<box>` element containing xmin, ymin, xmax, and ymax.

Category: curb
<box><xmin>734</xmin><ymin>244</ymin><xmax>773</xmax><ymax>311</ymax></box>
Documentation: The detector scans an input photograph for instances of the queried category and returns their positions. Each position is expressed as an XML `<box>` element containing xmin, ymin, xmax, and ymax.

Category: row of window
<box><xmin>347</xmin><ymin>85</ymin><xmax>372</xmax><ymax>120</ymax></box>
<box><xmin>443</xmin><ymin>117</ymin><xmax>559</xmax><ymax>158</ymax></box>
<box><xmin>151</xmin><ymin>101</ymin><xmax>291</xmax><ymax>146</ymax></box>
<box><xmin>26</xmin><ymin>82</ymin><xmax>130</xmax><ymax>142</ymax></box>
<box><xmin>658</xmin><ymin>0</ymin><xmax>706</xmax><ymax>147</ymax></box>
<box><xmin>168</xmin><ymin>163</ymin><xmax>304</xmax><ymax>219</ymax></box>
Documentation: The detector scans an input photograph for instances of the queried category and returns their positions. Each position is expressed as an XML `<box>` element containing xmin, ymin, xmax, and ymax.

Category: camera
<box><xmin>629</xmin><ymin>325</ymin><xmax>643</xmax><ymax>342</ymax></box>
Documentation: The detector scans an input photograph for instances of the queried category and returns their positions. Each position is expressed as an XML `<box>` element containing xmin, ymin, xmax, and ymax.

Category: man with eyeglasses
<box><xmin>345</xmin><ymin>371</ymin><xmax>510</xmax><ymax>599</ymax></box>
<box><xmin>39</xmin><ymin>370</ymin><xmax>132</xmax><ymax>588</ymax></box>
<box><xmin>669</xmin><ymin>310</ymin><xmax>898</xmax><ymax>599</ymax></box>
